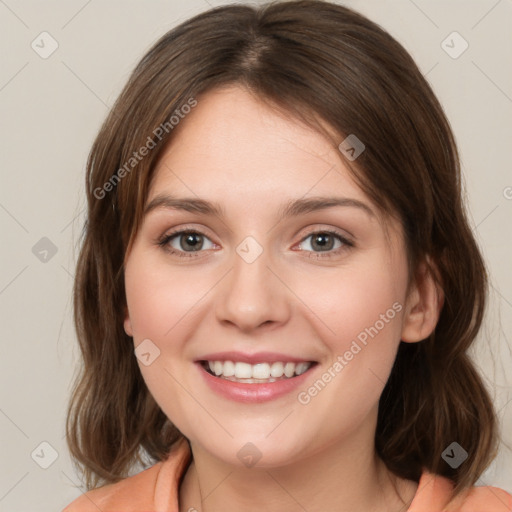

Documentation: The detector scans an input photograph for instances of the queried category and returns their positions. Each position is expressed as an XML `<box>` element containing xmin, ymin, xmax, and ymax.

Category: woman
<box><xmin>63</xmin><ymin>1</ymin><xmax>512</xmax><ymax>510</ymax></box>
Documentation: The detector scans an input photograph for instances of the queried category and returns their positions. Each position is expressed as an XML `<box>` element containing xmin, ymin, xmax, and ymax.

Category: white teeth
<box><xmin>214</xmin><ymin>361</ymin><xmax>223</xmax><ymax>376</ymax></box>
<box><xmin>270</xmin><ymin>362</ymin><xmax>284</xmax><ymax>378</ymax></box>
<box><xmin>204</xmin><ymin>360</ymin><xmax>313</xmax><ymax>380</ymax></box>
<box><xmin>284</xmin><ymin>362</ymin><xmax>295</xmax><ymax>378</ymax></box>
<box><xmin>223</xmin><ymin>360</ymin><xmax>235</xmax><ymax>377</ymax></box>
<box><xmin>295</xmin><ymin>362</ymin><xmax>309</xmax><ymax>376</ymax></box>
<box><xmin>252</xmin><ymin>363</ymin><xmax>270</xmax><ymax>379</ymax></box>
<box><xmin>234</xmin><ymin>362</ymin><xmax>253</xmax><ymax>379</ymax></box>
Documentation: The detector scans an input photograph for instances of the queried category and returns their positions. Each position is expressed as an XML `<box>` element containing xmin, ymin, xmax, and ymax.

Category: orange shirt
<box><xmin>63</xmin><ymin>437</ymin><xmax>512</xmax><ymax>512</ymax></box>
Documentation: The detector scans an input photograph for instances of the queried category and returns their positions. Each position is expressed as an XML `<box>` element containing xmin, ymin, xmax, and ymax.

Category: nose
<box><xmin>215</xmin><ymin>242</ymin><xmax>291</xmax><ymax>333</ymax></box>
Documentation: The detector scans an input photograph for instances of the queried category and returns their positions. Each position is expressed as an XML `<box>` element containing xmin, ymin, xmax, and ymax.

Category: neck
<box><xmin>178</xmin><ymin>419</ymin><xmax>417</xmax><ymax>512</ymax></box>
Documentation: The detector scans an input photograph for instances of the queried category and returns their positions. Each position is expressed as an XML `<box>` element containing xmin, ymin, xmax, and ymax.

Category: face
<box><xmin>123</xmin><ymin>85</ymin><xmax>418</xmax><ymax>469</ymax></box>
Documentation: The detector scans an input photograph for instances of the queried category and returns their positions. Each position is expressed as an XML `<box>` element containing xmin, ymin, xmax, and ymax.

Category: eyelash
<box><xmin>157</xmin><ymin>227</ymin><xmax>354</xmax><ymax>259</ymax></box>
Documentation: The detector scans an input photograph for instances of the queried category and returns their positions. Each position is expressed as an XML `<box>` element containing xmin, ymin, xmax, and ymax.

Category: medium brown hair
<box><xmin>66</xmin><ymin>0</ymin><xmax>499</xmax><ymax>499</ymax></box>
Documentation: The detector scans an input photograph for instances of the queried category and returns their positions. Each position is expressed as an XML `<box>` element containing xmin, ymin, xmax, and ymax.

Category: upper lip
<box><xmin>196</xmin><ymin>351</ymin><xmax>316</xmax><ymax>364</ymax></box>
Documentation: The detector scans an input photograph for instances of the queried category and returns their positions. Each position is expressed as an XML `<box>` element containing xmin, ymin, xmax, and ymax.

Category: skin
<box><xmin>123</xmin><ymin>85</ymin><xmax>443</xmax><ymax>512</ymax></box>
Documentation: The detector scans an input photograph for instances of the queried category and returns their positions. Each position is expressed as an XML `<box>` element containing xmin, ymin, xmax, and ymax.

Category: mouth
<box><xmin>199</xmin><ymin>359</ymin><xmax>318</xmax><ymax>384</ymax></box>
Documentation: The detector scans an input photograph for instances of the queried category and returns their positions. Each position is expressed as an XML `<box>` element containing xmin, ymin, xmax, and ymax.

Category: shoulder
<box><xmin>61</xmin><ymin>462</ymin><xmax>164</xmax><ymax>512</ymax></box>
<box><xmin>61</xmin><ymin>437</ymin><xmax>192</xmax><ymax>512</ymax></box>
<box><xmin>447</xmin><ymin>484</ymin><xmax>512</xmax><ymax>512</ymax></box>
<box><xmin>409</xmin><ymin>470</ymin><xmax>512</xmax><ymax>512</ymax></box>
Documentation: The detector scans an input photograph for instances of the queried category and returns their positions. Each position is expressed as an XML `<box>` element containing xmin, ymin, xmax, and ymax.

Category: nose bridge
<box><xmin>215</xmin><ymin>234</ymin><xmax>290</xmax><ymax>331</ymax></box>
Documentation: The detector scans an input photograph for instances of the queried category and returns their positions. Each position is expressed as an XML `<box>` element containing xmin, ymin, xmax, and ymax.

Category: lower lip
<box><xmin>195</xmin><ymin>362</ymin><xmax>315</xmax><ymax>403</ymax></box>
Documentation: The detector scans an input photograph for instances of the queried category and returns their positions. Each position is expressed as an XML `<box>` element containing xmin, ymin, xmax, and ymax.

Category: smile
<box><xmin>201</xmin><ymin>360</ymin><xmax>314</xmax><ymax>383</ymax></box>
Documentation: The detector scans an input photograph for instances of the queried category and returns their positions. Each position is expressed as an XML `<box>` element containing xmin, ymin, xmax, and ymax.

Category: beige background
<box><xmin>0</xmin><ymin>0</ymin><xmax>511</xmax><ymax>510</ymax></box>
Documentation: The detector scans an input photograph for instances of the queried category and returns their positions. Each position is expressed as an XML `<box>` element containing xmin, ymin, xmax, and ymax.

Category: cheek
<box><xmin>294</xmin><ymin>253</ymin><xmax>407</xmax><ymax>403</ymax></box>
<box><xmin>124</xmin><ymin>253</ymin><xmax>207</xmax><ymax>342</ymax></box>
<box><xmin>123</xmin><ymin>252</ymin><xmax>205</xmax><ymax>431</ymax></box>
<box><xmin>300</xmin><ymin>255</ymin><xmax>406</xmax><ymax>351</ymax></box>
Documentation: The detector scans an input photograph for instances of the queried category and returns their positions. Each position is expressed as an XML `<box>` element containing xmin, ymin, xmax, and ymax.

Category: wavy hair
<box><xmin>65</xmin><ymin>0</ymin><xmax>498</xmax><ymax>499</ymax></box>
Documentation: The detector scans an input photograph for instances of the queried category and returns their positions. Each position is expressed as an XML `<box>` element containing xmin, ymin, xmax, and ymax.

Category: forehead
<box><xmin>148</xmin><ymin>86</ymin><xmax>370</xmax><ymax>211</ymax></box>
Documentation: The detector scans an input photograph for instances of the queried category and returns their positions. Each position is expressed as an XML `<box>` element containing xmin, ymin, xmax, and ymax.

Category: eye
<box><xmin>158</xmin><ymin>229</ymin><xmax>215</xmax><ymax>258</ymax></box>
<box><xmin>296</xmin><ymin>230</ymin><xmax>353</xmax><ymax>258</ymax></box>
<box><xmin>157</xmin><ymin>227</ymin><xmax>353</xmax><ymax>259</ymax></box>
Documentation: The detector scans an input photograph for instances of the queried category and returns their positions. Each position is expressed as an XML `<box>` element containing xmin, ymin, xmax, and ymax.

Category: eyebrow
<box><xmin>144</xmin><ymin>194</ymin><xmax>375</xmax><ymax>220</ymax></box>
